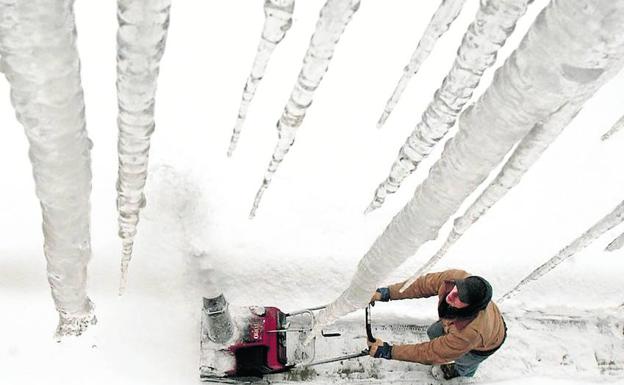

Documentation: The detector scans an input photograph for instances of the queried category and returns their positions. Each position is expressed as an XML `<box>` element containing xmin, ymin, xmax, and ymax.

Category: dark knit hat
<box><xmin>455</xmin><ymin>276</ymin><xmax>492</xmax><ymax>305</ymax></box>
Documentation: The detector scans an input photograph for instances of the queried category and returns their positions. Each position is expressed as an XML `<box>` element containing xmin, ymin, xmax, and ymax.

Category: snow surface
<box><xmin>1</xmin><ymin>1</ymin><xmax>624</xmax><ymax>384</ymax></box>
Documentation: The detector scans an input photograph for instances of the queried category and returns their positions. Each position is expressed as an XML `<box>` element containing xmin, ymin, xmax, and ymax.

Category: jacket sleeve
<box><xmin>387</xmin><ymin>269</ymin><xmax>470</xmax><ymax>300</ymax></box>
<box><xmin>390</xmin><ymin>327</ymin><xmax>480</xmax><ymax>364</ymax></box>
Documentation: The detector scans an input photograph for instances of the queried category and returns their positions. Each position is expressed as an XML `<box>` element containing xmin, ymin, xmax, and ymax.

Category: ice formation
<box><xmin>366</xmin><ymin>0</ymin><xmax>531</xmax><ymax>213</ymax></box>
<box><xmin>249</xmin><ymin>0</ymin><xmax>361</xmax><ymax>218</ymax></box>
<box><xmin>400</xmin><ymin>102</ymin><xmax>583</xmax><ymax>292</ymax></box>
<box><xmin>116</xmin><ymin>0</ymin><xmax>172</xmax><ymax>294</ymax></box>
<box><xmin>500</xmin><ymin>200</ymin><xmax>624</xmax><ymax>303</ymax></box>
<box><xmin>0</xmin><ymin>0</ymin><xmax>96</xmax><ymax>336</ymax></box>
<box><xmin>227</xmin><ymin>0</ymin><xmax>295</xmax><ymax>157</ymax></box>
<box><xmin>605</xmin><ymin>231</ymin><xmax>624</xmax><ymax>252</ymax></box>
<box><xmin>376</xmin><ymin>0</ymin><xmax>468</xmax><ymax>128</ymax></box>
<box><xmin>601</xmin><ymin>114</ymin><xmax>624</xmax><ymax>141</ymax></box>
<box><xmin>315</xmin><ymin>0</ymin><xmax>624</xmax><ymax>331</ymax></box>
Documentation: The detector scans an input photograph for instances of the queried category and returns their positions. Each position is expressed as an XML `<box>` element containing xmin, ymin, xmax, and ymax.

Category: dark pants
<box><xmin>427</xmin><ymin>320</ymin><xmax>489</xmax><ymax>377</ymax></box>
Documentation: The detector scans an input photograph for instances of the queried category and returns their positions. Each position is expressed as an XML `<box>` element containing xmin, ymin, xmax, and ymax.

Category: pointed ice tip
<box><xmin>364</xmin><ymin>203</ymin><xmax>378</xmax><ymax>215</ymax></box>
<box><xmin>249</xmin><ymin>204</ymin><xmax>258</xmax><ymax>219</ymax></box>
<box><xmin>119</xmin><ymin>262</ymin><xmax>129</xmax><ymax>296</ymax></box>
<box><xmin>118</xmin><ymin>277</ymin><xmax>127</xmax><ymax>296</ymax></box>
<box><xmin>250</xmin><ymin>182</ymin><xmax>269</xmax><ymax>220</ymax></box>
<box><xmin>601</xmin><ymin>133</ymin><xmax>610</xmax><ymax>141</ymax></box>
<box><xmin>227</xmin><ymin>138</ymin><xmax>237</xmax><ymax>158</ymax></box>
<box><xmin>365</xmin><ymin>199</ymin><xmax>382</xmax><ymax>214</ymax></box>
<box><xmin>227</xmin><ymin>143</ymin><xmax>236</xmax><ymax>158</ymax></box>
<box><xmin>376</xmin><ymin>112</ymin><xmax>389</xmax><ymax>129</ymax></box>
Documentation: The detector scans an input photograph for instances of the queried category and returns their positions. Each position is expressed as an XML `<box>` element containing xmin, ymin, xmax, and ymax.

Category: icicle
<box><xmin>499</xmin><ymin>200</ymin><xmax>624</xmax><ymax>303</ymax></box>
<box><xmin>399</xmin><ymin>225</ymin><xmax>461</xmax><ymax>293</ymax></box>
<box><xmin>601</xmin><ymin>114</ymin><xmax>624</xmax><ymax>141</ymax></box>
<box><xmin>366</xmin><ymin>0</ymin><xmax>532</xmax><ymax>213</ymax></box>
<box><xmin>313</xmin><ymin>0</ymin><xmax>624</xmax><ymax>331</ymax></box>
<box><xmin>400</xmin><ymin>102</ymin><xmax>583</xmax><ymax>292</ymax></box>
<box><xmin>249</xmin><ymin>0</ymin><xmax>361</xmax><ymax>218</ymax></box>
<box><xmin>0</xmin><ymin>0</ymin><xmax>14</xmax><ymax>58</ymax></box>
<box><xmin>117</xmin><ymin>0</ymin><xmax>171</xmax><ymax>294</ymax></box>
<box><xmin>227</xmin><ymin>0</ymin><xmax>295</xmax><ymax>157</ymax></box>
<box><xmin>0</xmin><ymin>0</ymin><xmax>96</xmax><ymax>337</ymax></box>
<box><xmin>377</xmin><ymin>0</ymin><xmax>468</xmax><ymax>128</ymax></box>
<box><xmin>605</xmin><ymin>231</ymin><xmax>624</xmax><ymax>252</ymax></box>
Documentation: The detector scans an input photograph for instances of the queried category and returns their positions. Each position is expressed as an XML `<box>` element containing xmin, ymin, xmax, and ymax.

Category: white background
<box><xmin>0</xmin><ymin>0</ymin><xmax>623</xmax><ymax>384</ymax></box>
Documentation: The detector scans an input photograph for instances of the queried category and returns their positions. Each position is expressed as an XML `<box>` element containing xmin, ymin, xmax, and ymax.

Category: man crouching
<box><xmin>368</xmin><ymin>269</ymin><xmax>507</xmax><ymax>380</ymax></box>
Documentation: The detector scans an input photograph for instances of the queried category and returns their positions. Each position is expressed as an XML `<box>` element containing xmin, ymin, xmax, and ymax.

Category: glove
<box><xmin>368</xmin><ymin>338</ymin><xmax>392</xmax><ymax>359</ymax></box>
<box><xmin>375</xmin><ymin>342</ymin><xmax>393</xmax><ymax>359</ymax></box>
<box><xmin>370</xmin><ymin>287</ymin><xmax>390</xmax><ymax>306</ymax></box>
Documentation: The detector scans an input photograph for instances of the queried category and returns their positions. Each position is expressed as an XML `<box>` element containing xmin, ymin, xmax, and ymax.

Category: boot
<box><xmin>440</xmin><ymin>363</ymin><xmax>460</xmax><ymax>380</ymax></box>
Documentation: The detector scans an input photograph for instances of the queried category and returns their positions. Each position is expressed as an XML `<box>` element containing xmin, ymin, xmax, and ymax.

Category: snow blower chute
<box><xmin>199</xmin><ymin>294</ymin><xmax>375</xmax><ymax>381</ymax></box>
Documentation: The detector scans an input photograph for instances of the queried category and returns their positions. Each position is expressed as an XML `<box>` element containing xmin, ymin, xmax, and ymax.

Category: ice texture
<box><xmin>249</xmin><ymin>0</ymin><xmax>361</xmax><ymax>218</ymax></box>
<box><xmin>605</xmin><ymin>231</ymin><xmax>624</xmax><ymax>252</ymax></box>
<box><xmin>315</xmin><ymin>0</ymin><xmax>624</xmax><ymax>330</ymax></box>
<box><xmin>227</xmin><ymin>0</ymin><xmax>295</xmax><ymax>157</ymax></box>
<box><xmin>376</xmin><ymin>0</ymin><xmax>468</xmax><ymax>128</ymax></box>
<box><xmin>366</xmin><ymin>0</ymin><xmax>531</xmax><ymax>213</ymax></box>
<box><xmin>400</xmin><ymin>102</ymin><xmax>584</xmax><ymax>292</ymax></box>
<box><xmin>500</xmin><ymin>200</ymin><xmax>624</xmax><ymax>303</ymax></box>
<box><xmin>116</xmin><ymin>0</ymin><xmax>171</xmax><ymax>294</ymax></box>
<box><xmin>0</xmin><ymin>0</ymin><xmax>96</xmax><ymax>337</ymax></box>
<box><xmin>601</xmin><ymin>114</ymin><xmax>624</xmax><ymax>141</ymax></box>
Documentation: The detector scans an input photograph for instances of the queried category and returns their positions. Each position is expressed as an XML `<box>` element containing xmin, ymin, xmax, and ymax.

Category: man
<box><xmin>368</xmin><ymin>269</ymin><xmax>506</xmax><ymax>380</ymax></box>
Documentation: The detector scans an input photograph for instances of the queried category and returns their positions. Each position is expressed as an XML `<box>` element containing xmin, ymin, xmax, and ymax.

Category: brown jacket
<box><xmin>387</xmin><ymin>269</ymin><xmax>506</xmax><ymax>364</ymax></box>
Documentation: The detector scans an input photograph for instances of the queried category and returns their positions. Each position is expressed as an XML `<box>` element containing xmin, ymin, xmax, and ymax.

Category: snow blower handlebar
<box><xmin>365</xmin><ymin>304</ymin><xmax>375</xmax><ymax>343</ymax></box>
<box><xmin>295</xmin><ymin>305</ymin><xmax>375</xmax><ymax>368</ymax></box>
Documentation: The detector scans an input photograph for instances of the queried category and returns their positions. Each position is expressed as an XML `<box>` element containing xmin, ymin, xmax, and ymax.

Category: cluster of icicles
<box><xmin>229</xmin><ymin>0</ymin><xmax>624</xmax><ymax>332</ymax></box>
<box><xmin>0</xmin><ymin>0</ymin><xmax>172</xmax><ymax>337</ymax></box>
<box><xmin>1</xmin><ymin>0</ymin><xmax>623</xmax><ymax>338</ymax></box>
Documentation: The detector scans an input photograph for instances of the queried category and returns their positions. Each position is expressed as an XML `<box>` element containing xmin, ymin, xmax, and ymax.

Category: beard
<box><xmin>438</xmin><ymin>299</ymin><xmax>481</xmax><ymax>319</ymax></box>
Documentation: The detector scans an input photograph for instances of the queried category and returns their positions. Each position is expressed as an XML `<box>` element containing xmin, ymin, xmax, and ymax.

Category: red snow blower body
<box><xmin>226</xmin><ymin>306</ymin><xmax>290</xmax><ymax>376</ymax></box>
<box><xmin>199</xmin><ymin>301</ymin><xmax>373</xmax><ymax>382</ymax></box>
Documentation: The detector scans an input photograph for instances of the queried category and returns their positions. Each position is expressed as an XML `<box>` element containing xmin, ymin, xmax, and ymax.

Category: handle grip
<box><xmin>365</xmin><ymin>305</ymin><xmax>375</xmax><ymax>343</ymax></box>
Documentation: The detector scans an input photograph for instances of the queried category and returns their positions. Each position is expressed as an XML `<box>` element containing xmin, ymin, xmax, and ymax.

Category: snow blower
<box><xmin>199</xmin><ymin>294</ymin><xmax>375</xmax><ymax>382</ymax></box>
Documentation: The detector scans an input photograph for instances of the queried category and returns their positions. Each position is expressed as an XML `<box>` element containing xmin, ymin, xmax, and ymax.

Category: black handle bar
<box><xmin>365</xmin><ymin>305</ymin><xmax>375</xmax><ymax>343</ymax></box>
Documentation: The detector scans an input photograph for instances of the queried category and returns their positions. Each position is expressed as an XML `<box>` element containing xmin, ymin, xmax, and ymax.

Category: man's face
<box><xmin>445</xmin><ymin>285</ymin><xmax>469</xmax><ymax>309</ymax></box>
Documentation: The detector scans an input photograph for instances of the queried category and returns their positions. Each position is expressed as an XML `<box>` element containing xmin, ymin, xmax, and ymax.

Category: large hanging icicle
<box><xmin>0</xmin><ymin>0</ymin><xmax>96</xmax><ymax>337</ymax></box>
<box><xmin>400</xmin><ymin>102</ymin><xmax>584</xmax><ymax>292</ymax></box>
<box><xmin>314</xmin><ymin>0</ymin><xmax>624</xmax><ymax>331</ymax></box>
<box><xmin>117</xmin><ymin>0</ymin><xmax>171</xmax><ymax>294</ymax></box>
<box><xmin>601</xmin><ymin>114</ymin><xmax>624</xmax><ymax>141</ymax></box>
<box><xmin>376</xmin><ymin>0</ymin><xmax>468</xmax><ymax>128</ymax></box>
<box><xmin>605</xmin><ymin>231</ymin><xmax>624</xmax><ymax>252</ymax></box>
<box><xmin>249</xmin><ymin>0</ymin><xmax>361</xmax><ymax>218</ymax></box>
<box><xmin>0</xmin><ymin>0</ymin><xmax>14</xmax><ymax>56</ymax></box>
<box><xmin>500</xmin><ymin>200</ymin><xmax>624</xmax><ymax>303</ymax></box>
<box><xmin>227</xmin><ymin>0</ymin><xmax>295</xmax><ymax>157</ymax></box>
<box><xmin>366</xmin><ymin>0</ymin><xmax>531</xmax><ymax>213</ymax></box>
